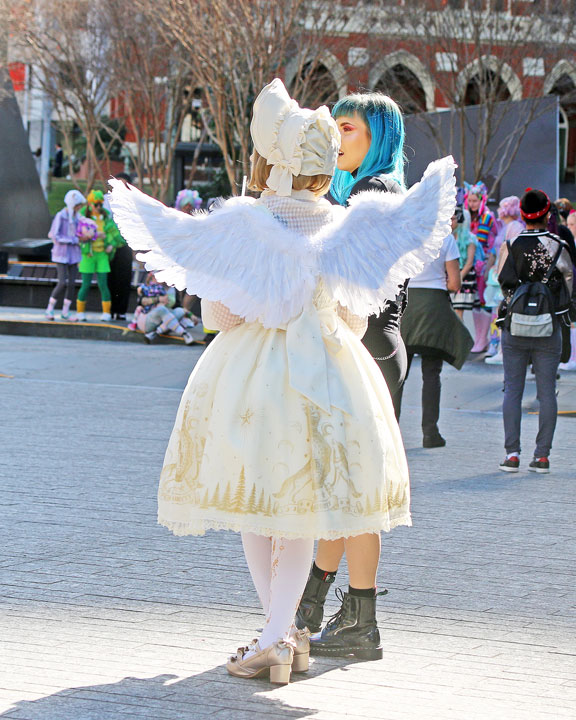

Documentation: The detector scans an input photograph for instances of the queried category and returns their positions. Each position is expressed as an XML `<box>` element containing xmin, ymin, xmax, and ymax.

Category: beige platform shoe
<box><xmin>226</xmin><ymin>639</ymin><xmax>294</xmax><ymax>685</ymax></box>
<box><xmin>291</xmin><ymin>628</ymin><xmax>310</xmax><ymax>673</ymax></box>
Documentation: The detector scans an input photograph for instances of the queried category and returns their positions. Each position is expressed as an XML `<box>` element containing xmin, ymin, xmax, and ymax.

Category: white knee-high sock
<box><xmin>259</xmin><ymin>537</ymin><xmax>314</xmax><ymax>649</ymax></box>
<box><xmin>241</xmin><ymin>532</ymin><xmax>272</xmax><ymax>614</ymax></box>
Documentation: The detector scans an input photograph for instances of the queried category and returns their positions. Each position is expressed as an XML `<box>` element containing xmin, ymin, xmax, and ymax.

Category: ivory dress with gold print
<box><xmin>108</xmin><ymin>156</ymin><xmax>456</xmax><ymax>540</ymax></box>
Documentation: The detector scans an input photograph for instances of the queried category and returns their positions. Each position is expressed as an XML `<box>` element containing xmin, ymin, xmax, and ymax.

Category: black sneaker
<box><xmin>528</xmin><ymin>457</ymin><xmax>550</xmax><ymax>474</ymax></box>
<box><xmin>499</xmin><ymin>456</ymin><xmax>520</xmax><ymax>473</ymax></box>
<box><xmin>423</xmin><ymin>433</ymin><xmax>446</xmax><ymax>448</ymax></box>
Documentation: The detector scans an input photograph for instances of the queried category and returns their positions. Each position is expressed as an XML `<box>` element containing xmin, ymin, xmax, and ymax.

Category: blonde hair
<box><xmin>248</xmin><ymin>150</ymin><xmax>332</xmax><ymax>196</ymax></box>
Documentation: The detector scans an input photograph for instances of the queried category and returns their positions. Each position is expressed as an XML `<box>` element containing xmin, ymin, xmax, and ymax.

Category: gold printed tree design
<box><xmin>231</xmin><ymin>468</ymin><xmax>247</xmax><ymax>514</ymax></box>
<box><xmin>365</xmin><ymin>493</ymin><xmax>373</xmax><ymax>515</ymax></box>
<box><xmin>246</xmin><ymin>483</ymin><xmax>257</xmax><ymax>514</ymax></box>
<box><xmin>201</xmin><ymin>489</ymin><xmax>210</xmax><ymax>509</ymax></box>
<box><xmin>256</xmin><ymin>489</ymin><xmax>265</xmax><ymax>514</ymax></box>
<box><xmin>220</xmin><ymin>481</ymin><xmax>232</xmax><ymax>511</ymax></box>
<box><xmin>210</xmin><ymin>484</ymin><xmax>221</xmax><ymax>508</ymax></box>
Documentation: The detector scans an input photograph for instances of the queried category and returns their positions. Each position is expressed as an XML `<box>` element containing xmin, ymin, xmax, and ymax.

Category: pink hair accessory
<box><xmin>464</xmin><ymin>181</ymin><xmax>488</xmax><ymax>215</ymax></box>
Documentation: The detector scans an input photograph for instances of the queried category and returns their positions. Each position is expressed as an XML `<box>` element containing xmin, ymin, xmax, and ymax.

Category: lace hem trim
<box><xmin>158</xmin><ymin>514</ymin><xmax>412</xmax><ymax>539</ymax></box>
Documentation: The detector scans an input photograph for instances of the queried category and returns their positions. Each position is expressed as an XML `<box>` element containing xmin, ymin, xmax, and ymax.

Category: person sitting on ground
<box><xmin>135</xmin><ymin>273</ymin><xmax>197</xmax><ymax>345</ymax></box>
<box><xmin>497</xmin><ymin>189</ymin><xmax>573</xmax><ymax>475</ymax></box>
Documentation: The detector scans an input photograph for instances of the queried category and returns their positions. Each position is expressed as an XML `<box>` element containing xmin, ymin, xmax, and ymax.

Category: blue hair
<box><xmin>330</xmin><ymin>93</ymin><xmax>406</xmax><ymax>205</ymax></box>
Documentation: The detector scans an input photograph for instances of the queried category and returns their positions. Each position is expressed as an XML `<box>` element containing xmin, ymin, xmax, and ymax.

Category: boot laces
<box><xmin>324</xmin><ymin>586</ymin><xmax>346</xmax><ymax>629</ymax></box>
<box><xmin>326</xmin><ymin>586</ymin><xmax>389</xmax><ymax>628</ymax></box>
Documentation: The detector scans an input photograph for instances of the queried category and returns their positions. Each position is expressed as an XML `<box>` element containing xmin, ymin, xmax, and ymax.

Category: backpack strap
<box><xmin>505</xmin><ymin>239</ymin><xmax>519</xmax><ymax>283</ymax></box>
<box><xmin>506</xmin><ymin>236</ymin><xmax>563</xmax><ymax>285</ymax></box>
<box><xmin>543</xmin><ymin>241</ymin><xmax>564</xmax><ymax>284</ymax></box>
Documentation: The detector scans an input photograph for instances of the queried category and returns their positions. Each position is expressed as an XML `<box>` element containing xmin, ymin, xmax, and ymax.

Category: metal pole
<box><xmin>39</xmin><ymin>88</ymin><xmax>52</xmax><ymax>198</ymax></box>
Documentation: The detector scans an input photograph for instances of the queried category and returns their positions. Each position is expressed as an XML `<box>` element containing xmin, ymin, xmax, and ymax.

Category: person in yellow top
<box><xmin>76</xmin><ymin>190</ymin><xmax>122</xmax><ymax>321</ymax></box>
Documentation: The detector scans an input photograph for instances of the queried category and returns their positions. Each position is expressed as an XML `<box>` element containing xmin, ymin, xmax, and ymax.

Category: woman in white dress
<box><xmin>108</xmin><ymin>79</ymin><xmax>455</xmax><ymax>684</ymax></box>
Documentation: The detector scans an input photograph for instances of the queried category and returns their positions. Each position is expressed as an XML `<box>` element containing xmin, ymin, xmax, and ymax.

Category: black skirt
<box><xmin>400</xmin><ymin>288</ymin><xmax>474</xmax><ymax>370</ymax></box>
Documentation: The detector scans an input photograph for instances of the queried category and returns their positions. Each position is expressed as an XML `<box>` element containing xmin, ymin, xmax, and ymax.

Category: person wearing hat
<box><xmin>76</xmin><ymin>189</ymin><xmax>123</xmax><ymax>321</ymax></box>
<box><xmin>497</xmin><ymin>188</ymin><xmax>573</xmax><ymax>474</ymax></box>
<box><xmin>108</xmin><ymin>78</ymin><xmax>456</xmax><ymax>683</ymax></box>
<box><xmin>45</xmin><ymin>189</ymin><xmax>86</xmax><ymax>320</ymax></box>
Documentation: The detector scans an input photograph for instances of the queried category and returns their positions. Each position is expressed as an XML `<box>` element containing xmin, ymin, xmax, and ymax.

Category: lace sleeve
<box><xmin>337</xmin><ymin>304</ymin><xmax>368</xmax><ymax>338</ymax></box>
<box><xmin>201</xmin><ymin>300</ymin><xmax>245</xmax><ymax>332</ymax></box>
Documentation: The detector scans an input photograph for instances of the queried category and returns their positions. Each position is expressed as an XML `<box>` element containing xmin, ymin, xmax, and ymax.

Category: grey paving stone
<box><xmin>1</xmin><ymin>335</ymin><xmax>575</xmax><ymax>720</ymax></box>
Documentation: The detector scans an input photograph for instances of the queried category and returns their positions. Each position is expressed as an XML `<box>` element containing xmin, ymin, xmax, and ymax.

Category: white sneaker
<box><xmin>44</xmin><ymin>309</ymin><xmax>55</xmax><ymax>320</ymax></box>
<box><xmin>485</xmin><ymin>353</ymin><xmax>503</xmax><ymax>365</ymax></box>
<box><xmin>559</xmin><ymin>360</ymin><xmax>576</xmax><ymax>371</ymax></box>
<box><xmin>76</xmin><ymin>312</ymin><xmax>87</xmax><ymax>322</ymax></box>
<box><xmin>182</xmin><ymin>331</ymin><xmax>195</xmax><ymax>345</ymax></box>
<box><xmin>100</xmin><ymin>312</ymin><xmax>112</xmax><ymax>322</ymax></box>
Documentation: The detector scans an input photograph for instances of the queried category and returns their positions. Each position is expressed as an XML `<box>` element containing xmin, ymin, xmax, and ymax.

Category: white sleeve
<box><xmin>445</xmin><ymin>234</ymin><xmax>460</xmax><ymax>262</ymax></box>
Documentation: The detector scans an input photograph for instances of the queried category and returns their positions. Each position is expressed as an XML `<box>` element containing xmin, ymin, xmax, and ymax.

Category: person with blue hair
<box><xmin>329</xmin><ymin>92</ymin><xmax>408</xmax><ymax>414</ymax></box>
<box><xmin>296</xmin><ymin>92</ymin><xmax>410</xmax><ymax>659</ymax></box>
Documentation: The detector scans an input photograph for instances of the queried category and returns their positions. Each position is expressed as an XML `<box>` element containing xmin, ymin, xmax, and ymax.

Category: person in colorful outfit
<box><xmin>109</xmin><ymin>78</ymin><xmax>455</xmax><ymax>683</ymax></box>
<box><xmin>484</xmin><ymin>196</ymin><xmax>525</xmax><ymax>364</ymax></box>
<box><xmin>76</xmin><ymin>190</ymin><xmax>122</xmax><ymax>321</ymax></box>
<box><xmin>134</xmin><ymin>273</ymin><xmax>197</xmax><ymax>345</ymax></box>
<box><xmin>465</xmin><ymin>182</ymin><xmax>497</xmax><ymax>352</ymax></box>
<box><xmin>451</xmin><ymin>206</ymin><xmax>480</xmax><ymax>318</ymax></box>
<box><xmin>45</xmin><ymin>190</ymin><xmax>86</xmax><ymax>320</ymax></box>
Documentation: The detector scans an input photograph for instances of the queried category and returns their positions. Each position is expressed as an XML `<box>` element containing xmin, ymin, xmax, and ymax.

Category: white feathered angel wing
<box><xmin>107</xmin><ymin>180</ymin><xmax>317</xmax><ymax>328</ymax></box>
<box><xmin>317</xmin><ymin>156</ymin><xmax>457</xmax><ymax>317</ymax></box>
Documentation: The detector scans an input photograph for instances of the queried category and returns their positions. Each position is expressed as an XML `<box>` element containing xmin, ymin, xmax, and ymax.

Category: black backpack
<box><xmin>504</xmin><ymin>240</ymin><xmax>563</xmax><ymax>338</ymax></box>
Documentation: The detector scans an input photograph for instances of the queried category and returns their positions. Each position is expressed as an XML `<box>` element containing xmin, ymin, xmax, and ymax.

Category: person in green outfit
<box><xmin>76</xmin><ymin>190</ymin><xmax>123</xmax><ymax>321</ymax></box>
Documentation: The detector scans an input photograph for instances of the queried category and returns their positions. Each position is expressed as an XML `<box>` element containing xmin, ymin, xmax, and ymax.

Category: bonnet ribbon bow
<box><xmin>266</xmin><ymin>149</ymin><xmax>302</xmax><ymax>197</ymax></box>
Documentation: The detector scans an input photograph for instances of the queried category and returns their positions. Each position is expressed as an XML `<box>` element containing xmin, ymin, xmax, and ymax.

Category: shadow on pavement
<box><xmin>0</xmin><ymin>667</ymin><xmax>329</xmax><ymax>720</ymax></box>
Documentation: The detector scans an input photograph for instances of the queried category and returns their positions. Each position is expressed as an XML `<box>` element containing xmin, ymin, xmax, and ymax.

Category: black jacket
<box><xmin>327</xmin><ymin>174</ymin><xmax>406</xmax><ymax>332</ymax></box>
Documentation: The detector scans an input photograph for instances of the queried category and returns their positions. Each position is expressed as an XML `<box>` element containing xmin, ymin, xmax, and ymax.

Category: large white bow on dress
<box><xmin>285</xmin><ymin>305</ymin><xmax>353</xmax><ymax>415</ymax></box>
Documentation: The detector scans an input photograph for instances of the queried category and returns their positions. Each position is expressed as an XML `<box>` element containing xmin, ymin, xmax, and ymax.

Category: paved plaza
<box><xmin>0</xmin><ymin>334</ymin><xmax>575</xmax><ymax>720</ymax></box>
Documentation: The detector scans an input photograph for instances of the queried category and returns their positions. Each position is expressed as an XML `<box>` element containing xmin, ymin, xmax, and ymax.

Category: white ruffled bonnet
<box><xmin>250</xmin><ymin>78</ymin><xmax>340</xmax><ymax>197</ymax></box>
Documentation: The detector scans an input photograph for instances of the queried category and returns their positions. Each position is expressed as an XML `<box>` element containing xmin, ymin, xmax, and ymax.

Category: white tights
<box><xmin>241</xmin><ymin>532</ymin><xmax>314</xmax><ymax>650</ymax></box>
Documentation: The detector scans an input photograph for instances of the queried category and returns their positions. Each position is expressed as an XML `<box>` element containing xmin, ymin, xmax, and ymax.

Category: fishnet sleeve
<box><xmin>201</xmin><ymin>300</ymin><xmax>245</xmax><ymax>332</ymax></box>
<box><xmin>337</xmin><ymin>304</ymin><xmax>368</xmax><ymax>338</ymax></box>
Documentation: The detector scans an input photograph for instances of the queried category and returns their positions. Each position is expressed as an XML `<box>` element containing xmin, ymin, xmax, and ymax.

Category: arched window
<box><xmin>548</xmin><ymin>73</ymin><xmax>576</xmax><ymax>182</ymax></box>
<box><xmin>291</xmin><ymin>62</ymin><xmax>339</xmax><ymax>108</ymax></box>
<box><xmin>463</xmin><ymin>69</ymin><xmax>511</xmax><ymax>106</ymax></box>
<box><xmin>374</xmin><ymin>64</ymin><xmax>427</xmax><ymax>115</ymax></box>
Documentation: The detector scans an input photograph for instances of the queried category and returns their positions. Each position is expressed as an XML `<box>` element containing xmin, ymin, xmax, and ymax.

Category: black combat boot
<box><xmin>309</xmin><ymin>587</ymin><xmax>386</xmax><ymax>659</ymax></box>
<box><xmin>295</xmin><ymin>569</ymin><xmax>335</xmax><ymax>633</ymax></box>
